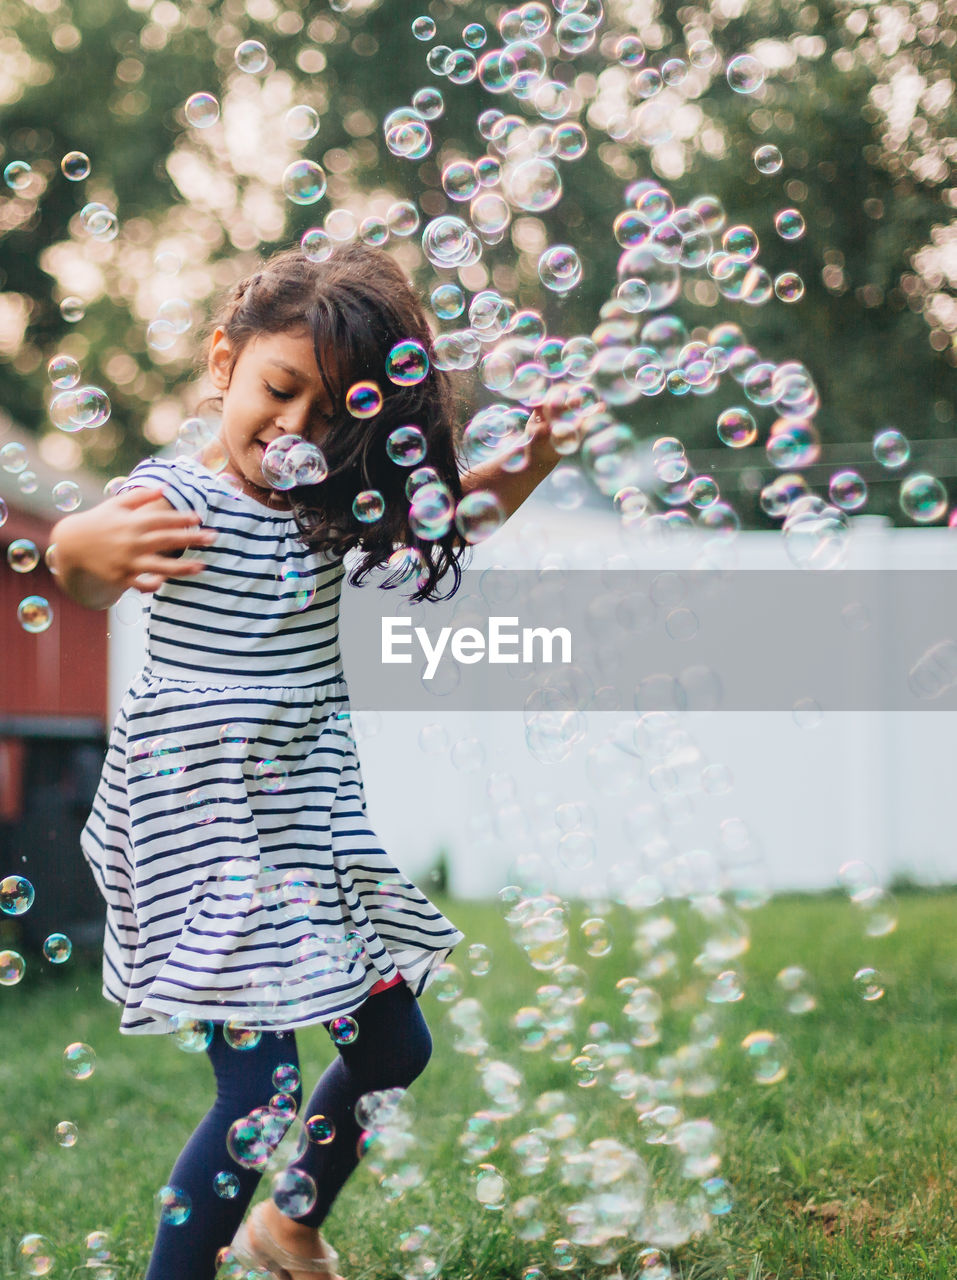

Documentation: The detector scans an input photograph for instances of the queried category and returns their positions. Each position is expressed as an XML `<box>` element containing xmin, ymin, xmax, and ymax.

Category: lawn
<box><xmin>1</xmin><ymin>891</ymin><xmax>955</xmax><ymax>1280</ymax></box>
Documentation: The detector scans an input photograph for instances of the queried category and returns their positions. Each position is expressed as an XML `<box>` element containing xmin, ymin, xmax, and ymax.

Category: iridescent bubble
<box><xmin>386</xmin><ymin>425</ymin><xmax>427</xmax><ymax>466</ymax></box>
<box><xmin>224</xmin><ymin>1019</ymin><xmax>262</xmax><ymax>1051</ymax></box>
<box><xmin>900</xmin><ymin>473</ymin><xmax>947</xmax><ymax>523</ymax></box>
<box><xmin>504</xmin><ymin>158</ymin><xmax>562</xmax><ymax>212</ymax></box>
<box><xmin>4</xmin><ymin>160</ymin><xmax>32</xmax><ymax>191</ymax></box>
<box><xmin>226</xmin><ymin>1113</ymin><xmax>271</xmax><ymax>1169</ymax></box>
<box><xmin>63</xmin><ymin>1042</ymin><xmax>96</xmax><ymax>1079</ymax></box>
<box><xmin>386</xmin><ymin>340</ymin><xmax>430</xmax><ymax>386</ymax></box>
<box><xmin>412</xmin><ymin>15</ymin><xmax>436</xmax><ymax>39</ymax></box>
<box><xmin>774</xmin><ymin>208</ymin><xmax>805</xmax><ymax>240</ymax></box>
<box><xmin>47</xmin><ymin>354</ymin><xmax>81</xmax><ymax>389</ymax></box>
<box><xmin>155</xmin><ymin>1184</ymin><xmax>192</xmax><ymax>1225</ymax></box>
<box><xmin>60</xmin><ymin>296</ymin><xmax>85</xmax><ymax>322</ymax></box>
<box><xmin>0</xmin><ymin>950</ymin><xmax>25</xmax><ymax>985</ymax></box>
<box><xmin>43</xmin><ymin>933</ymin><xmax>72</xmax><ymax>963</ymax></box>
<box><xmin>454</xmin><ymin>490</ymin><xmax>505</xmax><ymax>543</ymax></box>
<box><xmin>776</xmin><ymin>965</ymin><xmax>816</xmax><ymax>1014</ymax></box>
<box><xmin>0</xmin><ymin>875</ymin><xmax>34</xmax><ymax>914</ymax></box>
<box><xmin>538</xmin><ymin>244</ymin><xmax>582</xmax><ymax>293</ymax></box>
<box><xmin>716</xmin><ymin>407</ymin><xmax>757</xmax><ymax>448</ymax></box>
<box><xmin>431</xmin><ymin>283</ymin><xmax>465</xmax><ymax>319</ymax></box>
<box><xmin>54</xmin><ymin>1119</ymin><xmax>79</xmax><ymax>1148</ymax></box>
<box><xmin>282</xmin><ymin>160</ymin><xmax>327</xmax><ymax>205</ymax></box>
<box><xmin>473</xmin><ymin>1162</ymin><xmax>507</xmax><ymax>1210</ymax></box>
<box><xmin>60</xmin><ymin>150</ymin><xmax>91</xmax><ymax>181</ymax></box>
<box><xmin>387</xmin><ymin>201</ymin><xmax>421</xmax><ymax>236</ymax></box>
<box><xmin>214</xmin><ymin>1171</ymin><xmax>240</xmax><ymax>1199</ymax></box>
<box><xmin>753</xmin><ymin>144</ymin><xmax>783</xmax><ymax>174</ymax></box>
<box><xmin>254</xmin><ymin>758</ymin><xmax>288</xmax><ymax>794</ymax></box>
<box><xmin>853</xmin><ymin>966</ymin><xmax>885</xmax><ymax>1001</ymax></box>
<box><xmin>271</xmin><ymin>1167</ymin><xmax>317</xmax><ymax>1217</ymax></box>
<box><xmin>184</xmin><ymin>91</ymin><xmax>220</xmax><ymax>127</ymax></box>
<box><xmin>52</xmin><ymin>480</ymin><xmax>82</xmax><ymax>512</ymax></box>
<box><xmin>17</xmin><ymin>1235</ymin><xmax>54</xmax><ymax>1276</ymax></box>
<box><xmin>706</xmin><ymin>970</ymin><xmax>744</xmax><ymax>1003</ymax></box>
<box><xmin>330</xmin><ymin>1015</ymin><xmax>359</xmax><ymax>1045</ymax></box>
<box><xmin>346</xmin><ymin>381</ymin><xmax>383</xmax><ymax>418</ymax></box>
<box><xmin>306</xmin><ymin>1113</ymin><xmax>336</xmax><ymax>1144</ymax></box>
<box><xmin>722</xmin><ymin>225</ymin><xmax>759</xmax><ymax>262</ymax></box>
<box><xmin>741</xmin><ymin>1030</ymin><xmax>788</xmax><ymax>1084</ymax></box>
<box><xmin>727</xmin><ymin>54</ymin><xmax>765</xmax><ymax>93</ymax></box>
<box><xmin>285</xmin><ymin>105</ymin><xmax>320</xmax><ymax>140</ymax></box>
<box><xmin>412</xmin><ymin>86</ymin><xmax>444</xmax><ymax>119</ymax></box>
<box><xmin>829</xmin><ymin>470</ymin><xmax>867</xmax><ymax>511</ymax></box>
<box><xmin>702</xmin><ymin>1175</ymin><xmax>733</xmax><ymax>1215</ymax></box>
<box><xmin>616</xmin><ymin>34</ymin><xmax>645</xmax><ymax>66</ymax></box>
<box><xmin>1</xmin><ymin>441</ymin><xmax>28</xmax><ymax>473</ymax></box>
<box><xmin>353</xmin><ymin>489</ymin><xmax>385</xmax><ymax>523</ymax></box>
<box><xmin>235</xmin><ymin>39</ymin><xmax>268</xmax><ymax>72</ymax></box>
<box><xmin>410</xmin><ymin>481</ymin><xmax>454</xmax><ymax>540</ymax></box>
<box><xmin>8</xmin><ymin>539</ymin><xmax>40</xmax><ymax>572</ymax></box>
<box><xmin>873</xmin><ymin>428</ymin><xmax>910</xmax><ymax>468</ymax></box>
<box><xmin>774</xmin><ymin>272</ymin><xmax>804</xmax><ymax>302</ymax></box>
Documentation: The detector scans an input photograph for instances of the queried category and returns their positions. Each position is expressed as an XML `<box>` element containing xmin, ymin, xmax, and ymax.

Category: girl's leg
<box><xmin>271</xmin><ymin>982</ymin><xmax>432</xmax><ymax>1235</ymax></box>
<box><xmin>144</xmin><ymin>1027</ymin><xmax>301</xmax><ymax>1280</ymax></box>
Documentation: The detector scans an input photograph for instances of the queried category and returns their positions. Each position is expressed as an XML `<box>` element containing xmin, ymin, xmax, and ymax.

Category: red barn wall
<box><xmin>1</xmin><ymin>505</ymin><xmax>107</xmax><ymax>725</ymax></box>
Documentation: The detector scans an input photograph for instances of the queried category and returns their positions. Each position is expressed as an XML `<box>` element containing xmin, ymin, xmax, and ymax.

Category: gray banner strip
<box><xmin>338</xmin><ymin>570</ymin><xmax>957</xmax><ymax>712</ymax></box>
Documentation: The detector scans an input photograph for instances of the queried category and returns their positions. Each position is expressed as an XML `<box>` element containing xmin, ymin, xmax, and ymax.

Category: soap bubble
<box><xmin>455</xmin><ymin>490</ymin><xmax>506</xmax><ymax>543</ymax></box>
<box><xmin>431</xmin><ymin>283</ymin><xmax>465</xmax><ymax>319</ymax></box>
<box><xmin>900</xmin><ymin>473</ymin><xmax>947</xmax><ymax>523</ymax></box>
<box><xmin>353</xmin><ymin>489</ymin><xmax>385</xmax><ymax>523</ymax></box>
<box><xmin>386</xmin><ymin>340</ymin><xmax>430</xmax><ymax>386</ymax></box>
<box><xmin>774</xmin><ymin>272</ymin><xmax>804</xmax><ymax>302</ymax></box>
<box><xmin>235</xmin><ymin>39</ymin><xmax>268</xmax><ymax>73</ymax></box>
<box><xmin>52</xmin><ymin>480</ymin><xmax>82</xmax><ymax>511</ymax></box>
<box><xmin>168</xmin><ymin>1014</ymin><xmax>214</xmax><ymax>1053</ymax></box>
<box><xmin>60</xmin><ymin>150</ymin><xmax>91</xmax><ymax>180</ymax></box>
<box><xmin>55</xmin><ymin>1120</ymin><xmax>78</xmax><ymax>1147</ymax></box>
<box><xmin>828</xmin><ymin>470</ymin><xmax>867</xmax><ymax>511</ymax></box>
<box><xmin>853</xmin><ymin>967</ymin><xmax>885</xmax><ymax>1001</ymax></box>
<box><xmin>4</xmin><ymin>160</ymin><xmax>32</xmax><ymax>191</ymax></box>
<box><xmin>412</xmin><ymin>15</ymin><xmax>436</xmax><ymax>39</ymax></box>
<box><xmin>214</xmin><ymin>1171</ymin><xmax>240</xmax><ymax>1199</ymax></box>
<box><xmin>504</xmin><ymin>158</ymin><xmax>562</xmax><ymax>212</ymax></box>
<box><xmin>185</xmin><ymin>91</ymin><xmax>219</xmax><ymax>126</ymax></box>
<box><xmin>301</xmin><ymin>227</ymin><xmax>333</xmax><ymax>262</ymax></box>
<box><xmin>1</xmin><ymin>441</ymin><xmax>28</xmax><ymax>472</ymax></box>
<box><xmin>17</xmin><ymin>1235</ymin><xmax>54</xmax><ymax>1276</ymax></box>
<box><xmin>330</xmin><ymin>1015</ymin><xmax>359</xmax><ymax>1045</ymax></box>
<box><xmin>285</xmin><ymin>105</ymin><xmax>320</xmax><ymax>140</ymax></box>
<box><xmin>726</xmin><ymin>54</ymin><xmax>765</xmax><ymax>93</ymax></box>
<box><xmin>716</xmin><ymin>407</ymin><xmax>757</xmax><ymax>448</ymax></box>
<box><xmin>63</xmin><ymin>1042</ymin><xmax>96</xmax><ymax>1079</ymax></box>
<box><xmin>346</xmin><ymin>381</ymin><xmax>383</xmax><ymax>418</ymax></box>
<box><xmin>873</xmin><ymin>428</ymin><xmax>910</xmax><ymax>468</ymax></box>
<box><xmin>60</xmin><ymin>296</ymin><xmax>85</xmax><ymax>322</ymax></box>
<box><xmin>387</xmin><ymin>425</ymin><xmax>427</xmax><ymax>466</ymax></box>
<box><xmin>43</xmin><ymin>933</ymin><xmax>72</xmax><ymax>963</ymax></box>
<box><xmin>753</xmin><ymin>144</ymin><xmax>782</xmax><ymax>174</ymax></box>
<box><xmin>776</xmin><ymin>965</ymin><xmax>816</xmax><ymax>1014</ymax></box>
<box><xmin>741</xmin><ymin>1030</ymin><xmax>789</xmax><ymax>1084</ymax></box>
<box><xmin>0</xmin><ymin>950</ymin><xmax>26</xmax><ymax>985</ymax></box>
<box><xmin>282</xmin><ymin>160</ymin><xmax>327</xmax><ymax>205</ymax></box>
<box><xmin>774</xmin><ymin>208</ymin><xmax>805</xmax><ymax>240</ymax></box>
<box><xmin>538</xmin><ymin>244</ymin><xmax>582</xmax><ymax>292</ymax></box>
<box><xmin>306</xmin><ymin>1114</ymin><xmax>336</xmax><ymax>1144</ymax></box>
<box><xmin>155</xmin><ymin>1184</ymin><xmax>192</xmax><ymax>1225</ymax></box>
<box><xmin>271</xmin><ymin>1168</ymin><xmax>317</xmax><ymax>1217</ymax></box>
<box><xmin>8</xmin><ymin>539</ymin><xmax>40</xmax><ymax>572</ymax></box>
<box><xmin>0</xmin><ymin>875</ymin><xmax>35</xmax><ymax>914</ymax></box>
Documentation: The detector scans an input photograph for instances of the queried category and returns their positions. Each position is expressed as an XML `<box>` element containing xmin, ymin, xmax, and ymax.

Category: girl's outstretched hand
<box><xmin>51</xmin><ymin>487</ymin><xmax>216</xmax><ymax>609</ymax></box>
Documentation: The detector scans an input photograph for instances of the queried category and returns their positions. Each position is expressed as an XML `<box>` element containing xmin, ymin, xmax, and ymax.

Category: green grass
<box><xmin>1</xmin><ymin>892</ymin><xmax>956</xmax><ymax>1280</ymax></box>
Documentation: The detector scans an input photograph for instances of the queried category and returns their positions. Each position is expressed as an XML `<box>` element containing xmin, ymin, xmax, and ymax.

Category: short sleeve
<box><xmin>119</xmin><ymin>457</ymin><xmax>211</xmax><ymax>523</ymax></box>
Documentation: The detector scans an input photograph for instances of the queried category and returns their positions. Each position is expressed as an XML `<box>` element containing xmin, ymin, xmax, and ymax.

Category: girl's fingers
<box><xmin>135</xmin><ymin>555</ymin><xmax>207</xmax><ymax>578</ymax></box>
<box><xmin>115</xmin><ymin>487</ymin><xmax>168</xmax><ymax>510</ymax></box>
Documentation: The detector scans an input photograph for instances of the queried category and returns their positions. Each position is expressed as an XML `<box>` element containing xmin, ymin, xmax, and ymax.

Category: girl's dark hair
<box><xmin>207</xmin><ymin>243</ymin><xmax>469</xmax><ymax>602</ymax></box>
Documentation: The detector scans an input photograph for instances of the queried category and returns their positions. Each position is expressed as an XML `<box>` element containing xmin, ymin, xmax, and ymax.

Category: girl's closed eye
<box><xmin>265</xmin><ymin>383</ymin><xmax>295</xmax><ymax>401</ymax></box>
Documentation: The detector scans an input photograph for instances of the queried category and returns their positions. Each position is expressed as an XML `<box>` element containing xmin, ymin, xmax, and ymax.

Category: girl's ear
<box><xmin>208</xmin><ymin>328</ymin><xmax>233</xmax><ymax>390</ymax></box>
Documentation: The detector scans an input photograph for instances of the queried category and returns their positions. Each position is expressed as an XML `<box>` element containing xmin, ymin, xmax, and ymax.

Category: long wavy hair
<box><xmin>204</xmin><ymin>243</ymin><xmax>469</xmax><ymax>601</ymax></box>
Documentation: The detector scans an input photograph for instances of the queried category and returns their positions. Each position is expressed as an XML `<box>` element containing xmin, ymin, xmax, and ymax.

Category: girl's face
<box><xmin>207</xmin><ymin>327</ymin><xmax>336</xmax><ymax>502</ymax></box>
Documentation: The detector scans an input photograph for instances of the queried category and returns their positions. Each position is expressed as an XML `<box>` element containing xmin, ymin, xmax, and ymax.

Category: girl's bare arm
<box><xmin>51</xmin><ymin>487</ymin><xmax>215</xmax><ymax>610</ymax></box>
<box><xmin>459</xmin><ymin>407</ymin><xmax>564</xmax><ymax>520</ymax></box>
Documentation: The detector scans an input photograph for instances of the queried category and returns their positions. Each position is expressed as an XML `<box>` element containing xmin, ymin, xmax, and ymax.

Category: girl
<box><xmin>52</xmin><ymin>244</ymin><xmax>562</xmax><ymax>1280</ymax></box>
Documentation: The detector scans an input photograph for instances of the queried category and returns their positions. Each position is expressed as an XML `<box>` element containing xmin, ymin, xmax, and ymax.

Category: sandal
<box><xmin>230</xmin><ymin>1200</ymin><xmax>342</xmax><ymax>1278</ymax></box>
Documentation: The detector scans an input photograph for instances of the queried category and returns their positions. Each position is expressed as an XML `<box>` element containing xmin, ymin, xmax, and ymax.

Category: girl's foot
<box><xmin>248</xmin><ymin>1198</ymin><xmax>345</xmax><ymax>1280</ymax></box>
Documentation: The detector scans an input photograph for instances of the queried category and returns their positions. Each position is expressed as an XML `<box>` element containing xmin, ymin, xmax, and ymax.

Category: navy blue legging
<box><xmin>144</xmin><ymin>982</ymin><xmax>432</xmax><ymax>1280</ymax></box>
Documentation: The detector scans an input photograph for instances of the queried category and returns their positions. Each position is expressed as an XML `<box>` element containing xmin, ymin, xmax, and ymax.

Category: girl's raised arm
<box><xmin>51</xmin><ymin>487</ymin><xmax>215</xmax><ymax>610</ymax></box>
<box><xmin>459</xmin><ymin>407</ymin><xmax>564</xmax><ymax>522</ymax></box>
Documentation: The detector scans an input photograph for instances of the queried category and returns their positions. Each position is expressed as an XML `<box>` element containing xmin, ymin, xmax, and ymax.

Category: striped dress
<box><xmin>81</xmin><ymin>456</ymin><xmax>463</xmax><ymax>1035</ymax></box>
